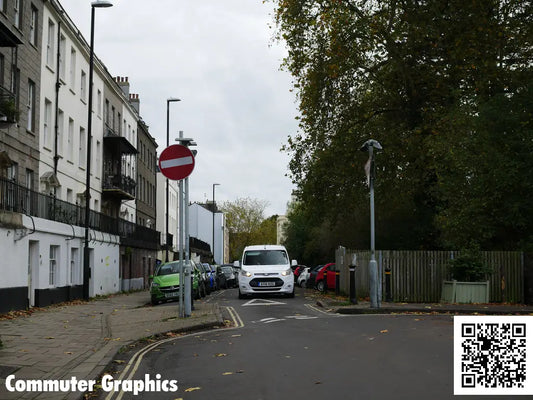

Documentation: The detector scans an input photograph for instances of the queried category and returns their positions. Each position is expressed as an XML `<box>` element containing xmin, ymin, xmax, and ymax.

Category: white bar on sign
<box><xmin>161</xmin><ymin>156</ymin><xmax>193</xmax><ymax>169</ymax></box>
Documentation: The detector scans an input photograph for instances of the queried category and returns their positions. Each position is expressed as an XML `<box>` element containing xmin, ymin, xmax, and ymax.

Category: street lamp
<box><xmin>83</xmin><ymin>0</ymin><xmax>113</xmax><ymax>300</ymax></box>
<box><xmin>360</xmin><ymin>139</ymin><xmax>382</xmax><ymax>308</ymax></box>
<box><xmin>165</xmin><ymin>97</ymin><xmax>180</xmax><ymax>262</ymax></box>
<box><xmin>212</xmin><ymin>183</ymin><xmax>220</xmax><ymax>263</ymax></box>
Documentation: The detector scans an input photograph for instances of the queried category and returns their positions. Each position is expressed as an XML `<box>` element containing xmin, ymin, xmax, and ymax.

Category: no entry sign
<box><xmin>158</xmin><ymin>144</ymin><xmax>195</xmax><ymax>181</ymax></box>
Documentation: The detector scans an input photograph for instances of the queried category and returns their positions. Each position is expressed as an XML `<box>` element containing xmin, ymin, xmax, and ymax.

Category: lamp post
<box><xmin>83</xmin><ymin>0</ymin><xmax>113</xmax><ymax>301</ymax></box>
<box><xmin>165</xmin><ymin>98</ymin><xmax>180</xmax><ymax>262</ymax></box>
<box><xmin>360</xmin><ymin>139</ymin><xmax>382</xmax><ymax>308</ymax></box>
<box><xmin>212</xmin><ymin>183</ymin><xmax>220</xmax><ymax>264</ymax></box>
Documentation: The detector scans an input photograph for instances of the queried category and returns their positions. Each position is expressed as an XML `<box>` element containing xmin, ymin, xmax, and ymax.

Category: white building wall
<box><xmin>188</xmin><ymin>203</ymin><xmax>224</xmax><ymax>264</ymax></box>
<box><xmin>155</xmin><ymin>170</ymin><xmax>179</xmax><ymax>261</ymax></box>
<box><xmin>39</xmin><ymin>4</ymin><xmax>105</xmax><ymax>210</ymax></box>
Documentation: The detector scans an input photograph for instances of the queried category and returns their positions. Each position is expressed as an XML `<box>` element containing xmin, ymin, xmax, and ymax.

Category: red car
<box><xmin>293</xmin><ymin>265</ymin><xmax>307</xmax><ymax>280</ymax></box>
<box><xmin>312</xmin><ymin>263</ymin><xmax>336</xmax><ymax>291</ymax></box>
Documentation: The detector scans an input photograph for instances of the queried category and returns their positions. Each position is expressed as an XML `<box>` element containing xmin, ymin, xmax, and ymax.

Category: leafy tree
<box><xmin>272</xmin><ymin>0</ymin><xmax>532</xmax><ymax>252</ymax></box>
<box><xmin>220</xmin><ymin>197</ymin><xmax>272</xmax><ymax>261</ymax></box>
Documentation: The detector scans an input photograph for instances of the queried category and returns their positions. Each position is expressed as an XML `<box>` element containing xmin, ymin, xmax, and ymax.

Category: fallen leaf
<box><xmin>113</xmin><ymin>360</ymin><xmax>125</xmax><ymax>364</ymax></box>
<box><xmin>315</xmin><ymin>381</ymin><xmax>322</xmax><ymax>385</ymax></box>
<box><xmin>214</xmin><ymin>353</ymin><xmax>227</xmax><ymax>357</ymax></box>
<box><xmin>231</xmin><ymin>334</ymin><xmax>241</xmax><ymax>338</ymax></box>
<box><xmin>380</xmin><ymin>329</ymin><xmax>388</xmax><ymax>334</ymax></box>
<box><xmin>64</xmin><ymin>351</ymin><xmax>73</xmax><ymax>355</ymax></box>
<box><xmin>185</xmin><ymin>387</ymin><xmax>201</xmax><ymax>392</ymax></box>
<box><xmin>285</xmin><ymin>355</ymin><xmax>291</xmax><ymax>358</ymax></box>
<box><xmin>222</xmin><ymin>372</ymin><xmax>233</xmax><ymax>375</ymax></box>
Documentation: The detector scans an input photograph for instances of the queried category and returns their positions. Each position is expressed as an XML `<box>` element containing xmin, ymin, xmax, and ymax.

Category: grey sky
<box><xmin>60</xmin><ymin>0</ymin><xmax>297</xmax><ymax>216</ymax></box>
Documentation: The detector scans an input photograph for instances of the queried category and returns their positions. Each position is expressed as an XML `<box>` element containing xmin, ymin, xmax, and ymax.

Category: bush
<box><xmin>449</xmin><ymin>248</ymin><xmax>492</xmax><ymax>282</ymax></box>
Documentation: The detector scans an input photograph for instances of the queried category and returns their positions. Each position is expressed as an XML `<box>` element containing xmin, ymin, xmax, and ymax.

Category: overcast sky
<box><xmin>60</xmin><ymin>0</ymin><xmax>298</xmax><ymax>217</ymax></box>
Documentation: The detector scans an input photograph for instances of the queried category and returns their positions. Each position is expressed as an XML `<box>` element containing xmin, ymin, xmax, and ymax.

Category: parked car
<box><xmin>306</xmin><ymin>264</ymin><xmax>324</xmax><ymax>289</ymax></box>
<box><xmin>218</xmin><ymin>265</ymin><xmax>237</xmax><ymax>288</ymax></box>
<box><xmin>150</xmin><ymin>261</ymin><xmax>201</xmax><ymax>305</ymax></box>
<box><xmin>293</xmin><ymin>265</ymin><xmax>307</xmax><ymax>281</ymax></box>
<box><xmin>297</xmin><ymin>266</ymin><xmax>311</xmax><ymax>288</ymax></box>
<box><xmin>194</xmin><ymin>261</ymin><xmax>211</xmax><ymax>296</ymax></box>
<box><xmin>312</xmin><ymin>263</ymin><xmax>336</xmax><ymax>291</ymax></box>
<box><xmin>203</xmin><ymin>263</ymin><xmax>218</xmax><ymax>291</ymax></box>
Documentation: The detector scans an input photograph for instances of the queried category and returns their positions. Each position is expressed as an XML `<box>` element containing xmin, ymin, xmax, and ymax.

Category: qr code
<box><xmin>454</xmin><ymin>316</ymin><xmax>533</xmax><ymax>395</ymax></box>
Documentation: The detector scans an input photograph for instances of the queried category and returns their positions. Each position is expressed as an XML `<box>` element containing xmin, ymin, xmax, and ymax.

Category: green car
<box><xmin>150</xmin><ymin>261</ymin><xmax>201</xmax><ymax>305</ymax></box>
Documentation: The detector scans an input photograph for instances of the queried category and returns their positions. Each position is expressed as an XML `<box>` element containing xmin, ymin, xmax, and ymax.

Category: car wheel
<box><xmin>238</xmin><ymin>289</ymin><xmax>245</xmax><ymax>299</ymax></box>
<box><xmin>317</xmin><ymin>280</ymin><xmax>325</xmax><ymax>292</ymax></box>
<box><xmin>300</xmin><ymin>280</ymin><xmax>306</xmax><ymax>288</ymax></box>
<box><xmin>286</xmin><ymin>289</ymin><xmax>295</xmax><ymax>298</ymax></box>
<box><xmin>151</xmin><ymin>296</ymin><xmax>158</xmax><ymax>306</ymax></box>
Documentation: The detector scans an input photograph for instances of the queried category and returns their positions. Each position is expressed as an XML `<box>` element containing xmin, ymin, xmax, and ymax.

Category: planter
<box><xmin>441</xmin><ymin>280</ymin><xmax>489</xmax><ymax>303</ymax></box>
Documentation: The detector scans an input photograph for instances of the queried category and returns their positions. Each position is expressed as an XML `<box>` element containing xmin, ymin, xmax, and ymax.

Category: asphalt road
<box><xmin>98</xmin><ymin>288</ymin><xmax>513</xmax><ymax>400</ymax></box>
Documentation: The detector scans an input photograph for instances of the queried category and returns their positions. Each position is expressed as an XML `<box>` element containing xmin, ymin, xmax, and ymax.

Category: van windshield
<box><xmin>243</xmin><ymin>250</ymin><xmax>288</xmax><ymax>266</ymax></box>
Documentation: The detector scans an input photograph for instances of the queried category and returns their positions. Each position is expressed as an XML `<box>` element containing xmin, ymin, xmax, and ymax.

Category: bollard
<box><xmin>385</xmin><ymin>267</ymin><xmax>392</xmax><ymax>302</ymax></box>
<box><xmin>323</xmin><ymin>269</ymin><xmax>328</xmax><ymax>292</ymax></box>
<box><xmin>335</xmin><ymin>271</ymin><xmax>340</xmax><ymax>296</ymax></box>
<box><xmin>349</xmin><ymin>265</ymin><xmax>357</xmax><ymax>304</ymax></box>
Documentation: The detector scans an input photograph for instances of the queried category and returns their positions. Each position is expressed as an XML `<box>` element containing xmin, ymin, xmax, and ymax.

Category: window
<box><xmin>0</xmin><ymin>54</ymin><xmax>4</xmax><ymax>87</ymax></box>
<box><xmin>59</xmin><ymin>35</ymin><xmax>66</xmax><ymax>80</ymax></box>
<box><xmin>80</xmin><ymin>70</ymin><xmax>86</xmax><ymax>101</ymax></box>
<box><xmin>43</xmin><ymin>99</ymin><xmax>52</xmax><ymax>149</ymax></box>
<box><xmin>27</xmin><ymin>79</ymin><xmax>35</xmax><ymax>132</ymax></box>
<box><xmin>70</xmin><ymin>248</ymin><xmax>79</xmax><ymax>284</ymax></box>
<box><xmin>95</xmin><ymin>140</ymin><xmax>101</xmax><ymax>177</ymax></box>
<box><xmin>49</xmin><ymin>245</ymin><xmax>59</xmax><ymax>286</ymax></box>
<box><xmin>97</xmin><ymin>90</ymin><xmax>102</xmax><ymax>117</ymax></box>
<box><xmin>57</xmin><ymin>110</ymin><xmax>64</xmax><ymax>156</ymax></box>
<box><xmin>30</xmin><ymin>5</ymin><xmax>38</xmax><ymax>46</ymax></box>
<box><xmin>25</xmin><ymin>169</ymin><xmax>34</xmax><ymax>213</ymax></box>
<box><xmin>0</xmin><ymin>0</ymin><xmax>6</xmax><ymax>13</ymax></box>
<box><xmin>67</xmin><ymin>118</ymin><xmax>74</xmax><ymax>162</ymax></box>
<box><xmin>79</xmin><ymin>127</ymin><xmax>86</xmax><ymax>168</ymax></box>
<box><xmin>46</xmin><ymin>19</ymin><xmax>55</xmax><ymax>68</ymax></box>
<box><xmin>69</xmin><ymin>47</ymin><xmax>76</xmax><ymax>89</ymax></box>
<box><xmin>14</xmin><ymin>0</ymin><xmax>22</xmax><ymax>29</ymax></box>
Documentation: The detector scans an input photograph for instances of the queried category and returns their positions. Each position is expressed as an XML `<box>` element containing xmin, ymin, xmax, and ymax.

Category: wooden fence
<box><xmin>335</xmin><ymin>248</ymin><xmax>524</xmax><ymax>303</ymax></box>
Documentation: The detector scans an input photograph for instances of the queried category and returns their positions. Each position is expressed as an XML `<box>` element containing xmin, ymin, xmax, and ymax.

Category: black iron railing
<box><xmin>0</xmin><ymin>177</ymin><xmax>159</xmax><ymax>246</ymax></box>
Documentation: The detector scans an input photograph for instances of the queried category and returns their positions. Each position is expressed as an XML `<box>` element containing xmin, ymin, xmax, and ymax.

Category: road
<box><xmin>98</xmin><ymin>288</ymin><xmax>483</xmax><ymax>400</ymax></box>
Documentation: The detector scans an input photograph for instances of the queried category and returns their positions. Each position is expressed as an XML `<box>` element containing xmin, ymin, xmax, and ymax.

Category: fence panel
<box><xmin>337</xmin><ymin>248</ymin><xmax>524</xmax><ymax>303</ymax></box>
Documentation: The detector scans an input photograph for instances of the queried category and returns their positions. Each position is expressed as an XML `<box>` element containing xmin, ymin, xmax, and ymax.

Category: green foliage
<box><xmin>271</xmin><ymin>0</ymin><xmax>533</xmax><ymax>252</ymax></box>
<box><xmin>220</xmin><ymin>197</ymin><xmax>274</xmax><ymax>262</ymax></box>
<box><xmin>448</xmin><ymin>248</ymin><xmax>493</xmax><ymax>282</ymax></box>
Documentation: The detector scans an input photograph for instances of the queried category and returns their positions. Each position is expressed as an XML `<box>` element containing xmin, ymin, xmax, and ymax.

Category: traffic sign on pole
<box><xmin>158</xmin><ymin>144</ymin><xmax>195</xmax><ymax>181</ymax></box>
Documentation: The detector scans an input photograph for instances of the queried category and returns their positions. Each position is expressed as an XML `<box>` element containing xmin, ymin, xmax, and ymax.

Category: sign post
<box><xmin>159</xmin><ymin>144</ymin><xmax>195</xmax><ymax>318</ymax></box>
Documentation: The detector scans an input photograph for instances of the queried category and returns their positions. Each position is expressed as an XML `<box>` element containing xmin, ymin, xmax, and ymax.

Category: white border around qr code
<box><xmin>454</xmin><ymin>316</ymin><xmax>533</xmax><ymax>395</ymax></box>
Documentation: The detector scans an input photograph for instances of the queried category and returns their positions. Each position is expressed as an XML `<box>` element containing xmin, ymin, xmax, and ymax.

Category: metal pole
<box><xmin>369</xmin><ymin>145</ymin><xmax>379</xmax><ymax>308</ymax></box>
<box><xmin>165</xmin><ymin>102</ymin><xmax>169</xmax><ymax>263</ymax></box>
<box><xmin>184</xmin><ymin>176</ymin><xmax>191</xmax><ymax>317</ymax></box>
<box><xmin>178</xmin><ymin>179</ymin><xmax>184</xmax><ymax>318</ymax></box>
<box><xmin>83</xmin><ymin>6</ymin><xmax>96</xmax><ymax>301</ymax></box>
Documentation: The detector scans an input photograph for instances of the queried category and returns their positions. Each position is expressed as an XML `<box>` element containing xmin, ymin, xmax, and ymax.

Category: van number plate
<box><xmin>259</xmin><ymin>282</ymin><xmax>275</xmax><ymax>287</ymax></box>
<box><xmin>165</xmin><ymin>292</ymin><xmax>179</xmax><ymax>298</ymax></box>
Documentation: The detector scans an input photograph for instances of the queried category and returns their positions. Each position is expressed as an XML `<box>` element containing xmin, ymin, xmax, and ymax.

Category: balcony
<box><xmin>0</xmin><ymin>177</ymin><xmax>160</xmax><ymax>249</ymax></box>
<box><xmin>102</xmin><ymin>174</ymin><xmax>136</xmax><ymax>201</ymax></box>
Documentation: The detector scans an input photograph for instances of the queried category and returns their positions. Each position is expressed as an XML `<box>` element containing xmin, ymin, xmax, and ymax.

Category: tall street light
<box><xmin>83</xmin><ymin>0</ymin><xmax>113</xmax><ymax>300</ymax></box>
<box><xmin>165</xmin><ymin>98</ymin><xmax>180</xmax><ymax>262</ymax></box>
<box><xmin>212</xmin><ymin>183</ymin><xmax>220</xmax><ymax>264</ymax></box>
<box><xmin>360</xmin><ymin>139</ymin><xmax>382</xmax><ymax>308</ymax></box>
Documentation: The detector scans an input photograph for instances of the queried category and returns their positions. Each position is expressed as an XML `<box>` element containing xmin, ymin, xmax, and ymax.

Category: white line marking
<box><xmin>242</xmin><ymin>298</ymin><xmax>286</xmax><ymax>306</ymax></box>
<box><xmin>160</xmin><ymin>156</ymin><xmax>193</xmax><ymax>169</ymax></box>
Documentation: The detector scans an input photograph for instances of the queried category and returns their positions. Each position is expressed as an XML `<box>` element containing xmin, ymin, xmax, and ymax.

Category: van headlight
<box><xmin>151</xmin><ymin>282</ymin><xmax>160</xmax><ymax>288</ymax></box>
<box><xmin>281</xmin><ymin>268</ymin><xmax>292</xmax><ymax>276</ymax></box>
<box><xmin>241</xmin><ymin>269</ymin><xmax>252</xmax><ymax>277</ymax></box>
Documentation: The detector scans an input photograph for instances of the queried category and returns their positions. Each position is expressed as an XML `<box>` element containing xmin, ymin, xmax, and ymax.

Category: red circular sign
<box><xmin>158</xmin><ymin>145</ymin><xmax>195</xmax><ymax>181</ymax></box>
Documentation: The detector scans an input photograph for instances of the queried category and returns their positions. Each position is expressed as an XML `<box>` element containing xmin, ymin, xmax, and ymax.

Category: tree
<box><xmin>220</xmin><ymin>197</ymin><xmax>272</xmax><ymax>261</ymax></box>
<box><xmin>272</xmin><ymin>0</ymin><xmax>533</xmax><ymax>251</ymax></box>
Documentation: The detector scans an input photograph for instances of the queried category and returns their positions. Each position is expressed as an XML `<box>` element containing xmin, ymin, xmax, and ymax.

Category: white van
<box><xmin>235</xmin><ymin>245</ymin><xmax>296</xmax><ymax>298</ymax></box>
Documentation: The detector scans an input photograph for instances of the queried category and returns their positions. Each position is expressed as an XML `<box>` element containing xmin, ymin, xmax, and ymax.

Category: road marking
<box><xmin>285</xmin><ymin>315</ymin><xmax>318</xmax><ymax>320</ymax></box>
<box><xmin>104</xmin><ymin>307</ymin><xmax>244</xmax><ymax>400</ymax></box>
<box><xmin>242</xmin><ymin>298</ymin><xmax>286</xmax><ymax>306</ymax></box>
<box><xmin>226</xmin><ymin>306</ymin><xmax>244</xmax><ymax>328</ymax></box>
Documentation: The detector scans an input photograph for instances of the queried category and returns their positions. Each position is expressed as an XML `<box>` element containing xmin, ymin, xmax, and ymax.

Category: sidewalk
<box><xmin>315</xmin><ymin>297</ymin><xmax>533</xmax><ymax>315</ymax></box>
<box><xmin>0</xmin><ymin>290</ymin><xmax>224</xmax><ymax>400</ymax></box>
